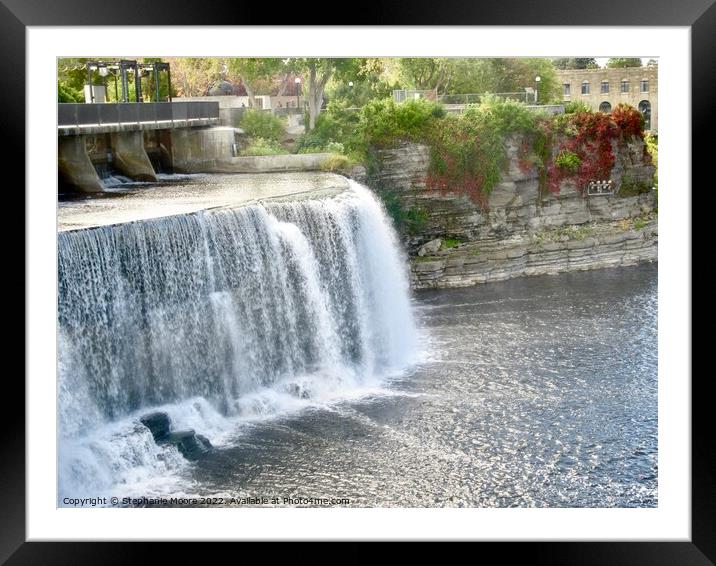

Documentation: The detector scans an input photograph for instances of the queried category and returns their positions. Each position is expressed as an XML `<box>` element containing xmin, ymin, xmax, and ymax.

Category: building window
<box><xmin>641</xmin><ymin>79</ymin><xmax>649</xmax><ymax>93</ymax></box>
<box><xmin>581</xmin><ymin>81</ymin><xmax>590</xmax><ymax>95</ymax></box>
<box><xmin>563</xmin><ymin>83</ymin><xmax>571</xmax><ymax>97</ymax></box>
<box><xmin>621</xmin><ymin>79</ymin><xmax>630</xmax><ymax>93</ymax></box>
<box><xmin>638</xmin><ymin>100</ymin><xmax>652</xmax><ymax>130</ymax></box>
<box><xmin>599</xmin><ymin>101</ymin><xmax>612</xmax><ymax>113</ymax></box>
<box><xmin>601</xmin><ymin>81</ymin><xmax>610</xmax><ymax>94</ymax></box>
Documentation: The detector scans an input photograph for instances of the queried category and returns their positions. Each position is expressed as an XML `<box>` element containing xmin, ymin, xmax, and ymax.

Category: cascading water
<box><xmin>58</xmin><ymin>180</ymin><xmax>416</xmax><ymax>501</ymax></box>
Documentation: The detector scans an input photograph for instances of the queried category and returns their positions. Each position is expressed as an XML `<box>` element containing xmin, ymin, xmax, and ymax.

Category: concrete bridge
<box><xmin>58</xmin><ymin>102</ymin><xmax>224</xmax><ymax>193</ymax></box>
<box><xmin>58</xmin><ymin>101</ymin><xmax>219</xmax><ymax>135</ymax></box>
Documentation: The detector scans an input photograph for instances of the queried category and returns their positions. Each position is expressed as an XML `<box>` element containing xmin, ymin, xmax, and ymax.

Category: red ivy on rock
<box><xmin>548</xmin><ymin>112</ymin><xmax>619</xmax><ymax>194</ymax></box>
<box><xmin>612</xmin><ymin>103</ymin><xmax>646</xmax><ymax>140</ymax></box>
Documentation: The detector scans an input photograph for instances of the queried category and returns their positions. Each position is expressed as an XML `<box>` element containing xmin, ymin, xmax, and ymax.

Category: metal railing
<box><xmin>393</xmin><ymin>89</ymin><xmax>438</xmax><ymax>103</ymax></box>
<box><xmin>58</xmin><ymin>102</ymin><xmax>220</xmax><ymax>128</ymax></box>
<box><xmin>437</xmin><ymin>92</ymin><xmax>532</xmax><ymax>105</ymax></box>
<box><xmin>587</xmin><ymin>180</ymin><xmax>614</xmax><ymax>196</ymax></box>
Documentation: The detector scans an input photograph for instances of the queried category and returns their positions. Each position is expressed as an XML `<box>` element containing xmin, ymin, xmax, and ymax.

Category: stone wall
<box><xmin>367</xmin><ymin>138</ymin><xmax>657</xmax><ymax>289</ymax></box>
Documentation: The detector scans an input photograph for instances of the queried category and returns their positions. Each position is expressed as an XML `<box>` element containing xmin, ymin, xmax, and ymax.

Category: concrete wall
<box><xmin>555</xmin><ymin>67</ymin><xmax>658</xmax><ymax>131</ymax></box>
<box><xmin>207</xmin><ymin>153</ymin><xmax>336</xmax><ymax>174</ymax></box>
<box><xmin>170</xmin><ymin>127</ymin><xmax>237</xmax><ymax>173</ymax></box>
<box><xmin>169</xmin><ymin>126</ymin><xmax>336</xmax><ymax>174</ymax></box>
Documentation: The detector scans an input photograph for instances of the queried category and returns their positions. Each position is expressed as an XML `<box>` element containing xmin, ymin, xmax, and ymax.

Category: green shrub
<box><xmin>633</xmin><ymin>217</ymin><xmax>649</xmax><ymax>230</ymax></box>
<box><xmin>619</xmin><ymin>175</ymin><xmax>652</xmax><ymax>196</ymax></box>
<box><xmin>376</xmin><ymin>190</ymin><xmax>405</xmax><ymax>230</ymax></box>
<box><xmin>644</xmin><ymin>133</ymin><xmax>658</xmax><ymax>209</ymax></box>
<box><xmin>426</xmin><ymin>98</ymin><xmax>541</xmax><ymax>204</ymax></box>
<box><xmin>298</xmin><ymin>141</ymin><xmax>347</xmax><ymax>155</ymax></box>
<box><xmin>359</xmin><ymin>98</ymin><xmax>444</xmax><ymax>147</ymax></box>
<box><xmin>240</xmin><ymin>110</ymin><xmax>285</xmax><ymax>141</ymax></box>
<box><xmin>564</xmin><ymin>101</ymin><xmax>592</xmax><ymax>114</ymax></box>
<box><xmin>58</xmin><ymin>81</ymin><xmax>82</xmax><ymax>103</ymax></box>
<box><xmin>404</xmin><ymin>205</ymin><xmax>430</xmax><ymax>235</ymax></box>
<box><xmin>441</xmin><ymin>238</ymin><xmax>462</xmax><ymax>250</ymax></box>
<box><xmin>555</xmin><ymin>150</ymin><xmax>582</xmax><ymax>173</ymax></box>
<box><xmin>240</xmin><ymin>137</ymin><xmax>288</xmax><ymax>156</ymax></box>
<box><xmin>469</xmin><ymin>95</ymin><xmax>540</xmax><ymax>135</ymax></box>
<box><xmin>375</xmin><ymin>190</ymin><xmax>430</xmax><ymax>235</ymax></box>
<box><xmin>296</xmin><ymin>101</ymin><xmax>362</xmax><ymax>154</ymax></box>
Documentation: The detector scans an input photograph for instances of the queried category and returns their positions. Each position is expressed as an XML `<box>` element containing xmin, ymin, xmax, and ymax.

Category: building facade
<box><xmin>555</xmin><ymin>66</ymin><xmax>658</xmax><ymax>132</ymax></box>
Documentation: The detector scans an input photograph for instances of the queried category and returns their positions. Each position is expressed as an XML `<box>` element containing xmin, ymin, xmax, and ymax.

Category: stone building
<box><xmin>555</xmin><ymin>66</ymin><xmax>658</xmax><ymax>132</ymax></box>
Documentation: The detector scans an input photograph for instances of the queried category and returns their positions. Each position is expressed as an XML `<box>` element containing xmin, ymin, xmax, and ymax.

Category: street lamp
<box><xmin>294</xmin><ymin>77</ymin><xmax>301</xmax><ymax>109</ymax></box>
<box><xmin>535</xmin><ymin>75</ymin><xmax>541</xmax><ymax>104</ymax></box>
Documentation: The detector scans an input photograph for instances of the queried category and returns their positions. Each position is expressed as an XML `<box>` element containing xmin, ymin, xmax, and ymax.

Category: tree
<box><xmin>225</xmin><ymin>58</ymin><xmax>283</xmax><ymax>108</ymax></box>
<box><xmin>325</xmin><ymin>59</ymin><xmax>395</xmax><ymax>108</ymax></box>
<box><xmin>398</xmin><ymin>58</ymin><xmax>454</xmax><ymax>93</ymax></box>
<box><xmin>165</xmin><ymin>57</ymin><xmax>223</xmax><ymax>97</ymax></box>
<box><xmin>552</xmin><ymin>58</ymin><xmax>598</xmax><ymax>70</ymax></box>
<box><xmin>291</xmin><ymin>58</ymin><xmax>362</xmax><ymax>130</ymax></box>
<box><xmin>57</xmin><ymin>58</ymin><xmax>108</xmax><ymax>102</ymax></box>
<box><xmin>606</xmin><ymin>58</ymin><xmax>642</xmax><ymax>68</ymax></box>
<box><xmin>393</xmin><ymin>58</ymin><xmax>560</xmax><ymax>104</ymax></box>
<box><xmin>646</xmin><ymin>59</ymin><xmax>658</xmax><ymax>67</ymax></box>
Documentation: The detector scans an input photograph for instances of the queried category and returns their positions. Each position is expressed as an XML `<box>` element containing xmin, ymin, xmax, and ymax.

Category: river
<box><xmin>182</xmin><ymin>264</ymin><xmax>658</xmax><ymax>508</ymax></box>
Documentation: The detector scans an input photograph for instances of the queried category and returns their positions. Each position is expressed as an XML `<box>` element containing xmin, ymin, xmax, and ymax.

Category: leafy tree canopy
<box><xmin>606</xmin><ymin>58</ymin><xmax>643</xmax><ymax>68</ymax></box>
<box><xmin>552</xmin><ymin>58</ymin><xmax>598</xmax><ymax>70</ymax></box>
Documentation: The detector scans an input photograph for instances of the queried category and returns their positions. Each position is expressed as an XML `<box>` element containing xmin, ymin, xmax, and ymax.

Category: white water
<box><xmin>58</xmin><ymin>181</ymin><xmax>416</xmax><ymax>502</ymax></box>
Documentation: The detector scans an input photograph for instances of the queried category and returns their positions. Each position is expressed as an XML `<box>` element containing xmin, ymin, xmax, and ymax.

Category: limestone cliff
<box><xmin>367</xmin><ymin>137</ymin><xmax>657</xmax><ymax>289</ymax></box>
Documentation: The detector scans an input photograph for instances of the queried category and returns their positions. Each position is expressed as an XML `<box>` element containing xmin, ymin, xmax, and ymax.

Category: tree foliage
<box><xmin>396</xmin><ymin>58</ymin><xmax>561</xmax><ymax>103</ymax></box>
<box><xmin>552</xmin><ymin>58</ymin><xmax>598</xmax><ymax>70</ymax></box>
<box><xmin>239</xmin><ymin>110</ymin><xmax>285</xmax><ymax>141</ymax></box>
<box><xmin>165</xmin><ymin>57</ymin><xmax>224</xmax><ymax>97</ymax></box>
<box><xmin>606</xmin><ymin>58</ymin><xmax>643</xmax><ymax>68</ymax></box>
<box><xmin>289</xmin><ymin>58</ymin><xmax>363</xmax><ymax>130</ymax></box>
<box><xmin>225</xmin><ymin>58</ymin><xmax>283</xmax><ymax>108</ymax></box>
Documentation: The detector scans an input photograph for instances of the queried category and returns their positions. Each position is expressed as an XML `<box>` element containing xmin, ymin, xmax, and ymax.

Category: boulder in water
<box><xmin>140</xmin><ymin>412</ymin><xmax>172</xmax><ymax>441</ymax></box>
<box><xmin>166</xmin><ymin>429</ymin><xmax>213</xmax><ymax>461</ymax></box>
<box><xmin>140</xmin><ymin>412</ymin><xmax>213</xmax><ymax>460</ymax></box>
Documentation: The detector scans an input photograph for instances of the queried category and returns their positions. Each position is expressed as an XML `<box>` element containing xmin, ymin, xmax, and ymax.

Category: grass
<box><xmin>319</xmin><ymin>154</ymin><xmax>358</xmax><ymax>173</ymax></box>
<box><xmin>618</xmin><ymin>213</ymin><xmax>654</xmax><ymax>232</ymax></box>
<box><xmin>440</xmin><ymin>238</ymin><xmax>463</xmax><ymax>250</ymax></box>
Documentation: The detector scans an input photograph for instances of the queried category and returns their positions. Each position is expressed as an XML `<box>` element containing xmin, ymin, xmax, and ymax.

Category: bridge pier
<box><xmin>58</xmin><ymin>136</ymin><xmax>104</xmax><ymax>193</ymax></box>
<box><xmin>110</xmin><ymin>131</ymin><xmax>158</xmax><ymax>182</ymax></box>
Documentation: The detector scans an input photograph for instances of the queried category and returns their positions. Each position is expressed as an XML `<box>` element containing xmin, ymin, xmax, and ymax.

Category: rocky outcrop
<box><xmin>140</xmin><ymin>412</ymin><xmax>172</xmax><ymax>441</ymax></box>
<box><xmin>412</xmin><ymin>220</ymin><xmax>657</xmax><ymax>288</ymax></box>
<box><xmin>140</xmin><ymin>411</ymin><xmax>213</xmax><ymax>461</ymax></box>
<box><xmin>369</xmin><ymin>137</ymin><xmax>657</xmax><ymax>289</ymax></box>
<box><xmin>369</xmin><ymin>143</ymin><xmax>431</xmax><ymax>191</ymax></box>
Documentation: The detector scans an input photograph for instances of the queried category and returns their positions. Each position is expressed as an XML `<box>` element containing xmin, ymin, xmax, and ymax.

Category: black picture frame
<box><xmin>9</xmin><ymin>0</ymin><xmax>712</xmax><ymax>560</ymax></box>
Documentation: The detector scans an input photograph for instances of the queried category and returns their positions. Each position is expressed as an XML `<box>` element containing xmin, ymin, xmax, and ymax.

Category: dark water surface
<box><xmin>186</xmin><ymin>264</ymin><xmax>657</xmax><ymax>507</ymax></box>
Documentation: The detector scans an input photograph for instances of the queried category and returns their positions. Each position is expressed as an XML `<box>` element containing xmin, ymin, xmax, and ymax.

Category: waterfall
<box><xmin>58</xmin><ymin>180</ymin><xmax>416</xmax><ymax>499</ymax></box>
